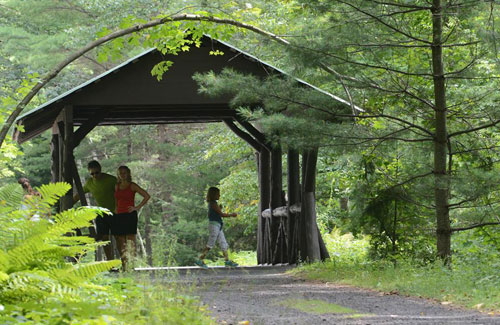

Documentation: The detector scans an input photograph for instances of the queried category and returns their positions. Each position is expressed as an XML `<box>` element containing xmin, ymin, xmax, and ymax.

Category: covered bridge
<box><xmin>15</xmin><ymin>35</ymin><xmax>355</xmax><ymax>264</ymax></box>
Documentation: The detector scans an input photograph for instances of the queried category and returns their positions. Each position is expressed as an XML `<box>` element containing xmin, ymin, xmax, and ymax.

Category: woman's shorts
<box><xmin>111</xmin><ymin>211</ymin><xmax>138</xmax><ymax>235</ymax></box>
<box><xmin>206</xmin><ymin>221</ymin><xmax>228</xmax><ymax>251</ymax></box>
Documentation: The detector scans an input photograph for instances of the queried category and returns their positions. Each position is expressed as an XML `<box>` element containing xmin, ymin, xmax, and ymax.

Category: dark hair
<box><xmin>206</xmin><ymin>187</ymin><xmax>220</xmax><ymax>202</ymax></box>
<box><xmin>18</xmin><ymin>177</ymin><xmax>31</xmax><ymax>191</ymax></box>
<box><xmin>18</xmin><ymin>177</ymin><xmax>39</xmax><ymax>196</ymax></box>
<box><xmin>87</xmin><ymin>160</ymin><xmax>101</xmax><ymax>170</ymax></box>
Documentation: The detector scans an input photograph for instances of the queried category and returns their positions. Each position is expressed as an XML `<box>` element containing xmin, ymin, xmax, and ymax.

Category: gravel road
<box><xmin>140</xmin><ymin>265</ymin><xmax>500</xmax><ymax>325</ymax></box>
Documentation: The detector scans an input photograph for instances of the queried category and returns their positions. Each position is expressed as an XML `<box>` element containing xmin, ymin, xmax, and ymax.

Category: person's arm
<box><xmin>211</xmin><ymin>201</ymin><xmax>237</xmax><ymax>218</ymax></box>
<box><xmin>129</xmin><ymin>183</ymin><xmax>150</xmax><ymax>212</ymax></box>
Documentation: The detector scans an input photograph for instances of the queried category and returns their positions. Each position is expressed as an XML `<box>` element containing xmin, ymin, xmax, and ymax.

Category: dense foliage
<box><xmin>0</xmin><ymin>182</ymin><xmax>212</xmax><ymax>324</ymax></box>
<box><xmin>2</xmin><ymin>0</ymin><xmax>500</xmax><ymax>320</ymax></box>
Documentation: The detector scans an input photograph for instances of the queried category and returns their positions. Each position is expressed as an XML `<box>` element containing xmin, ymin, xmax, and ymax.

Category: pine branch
<box><xmin>451</xmin><ymin>222</ymin><xmax>500</xmax><ymax>232</ymax></box>
<box><xmin>336</xmin><ymin>0</ymin><xmax>432</xmax><ymax>44</ymax></box>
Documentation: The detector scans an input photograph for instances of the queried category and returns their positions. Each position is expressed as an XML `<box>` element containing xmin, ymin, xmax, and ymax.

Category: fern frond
<box><xmin>36</xmin><ymin>182</ymin><xmax>70</xmax><ymax>204</ymax></box>
<box><xmin>50</xmin><ymin>207</ymin><xmax>100</xmax><ymax>234</ymax></box>
<box><xmin>0</xmin><ymin>271</ymin><xmax>9</xmax><ymax>282</ymax></box>
<box><xmin>0</xmin><ymin>219</ymin><xmax>52</xmax><ymax>251</ymax></box>
<box><xmin>68</xmin><ymin>260</ymin><xmax>121</xmax><ymax>280</ymax></box>
<box><xmin>0</xmin><ymin>182</ymin><xmax>123</xmax><ymax>306</ymax></box>
<box><xmin>0</xmin><ymin>183</ymin><xmax>24</xmax><ymax>212</ymax></box>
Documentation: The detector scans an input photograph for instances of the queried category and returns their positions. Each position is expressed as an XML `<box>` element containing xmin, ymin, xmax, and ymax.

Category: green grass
<box><xmin>207</xmin><ymin>250</ymin><xmax>257</xmax><ymax>267</ymax></box>
<box><xmin>276</xmin><ymin>298</ymin><xmax>361</xmax><ymax>315</ymax></box>
<box><xmin>290</xmin><ymin>229</ymin><xmax>500</xmax><ymax>313</ymax></box>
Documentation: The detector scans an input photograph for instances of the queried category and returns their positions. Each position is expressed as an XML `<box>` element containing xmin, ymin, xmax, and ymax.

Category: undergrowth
<box><xmin>0</xmin><ymin>182</ymin><xmax>213</xmax><ymax>324</ymax></box>
<box><xmin>291</xmin><ymin>228</ymin><xmax>500</xmax><ymax>313</ymax></box>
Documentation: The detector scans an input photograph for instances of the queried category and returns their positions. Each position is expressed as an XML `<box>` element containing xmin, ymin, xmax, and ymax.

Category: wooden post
<box><xmin>60</xmin><ymin>106</ymin><xmax>74</xmax><ymax>212</ymax></box>
<box><xmin>71</xmin><ymin>157</ymin><xmax>98</xmax><ymax>239</ymax></box>
<box><xmin>257</xmin><ymin>149</ymin><xmax>271</xmax><ymax>264</ymax></box>
<box><xmin>287</xmin><ymin>149</ymin><xmax>300</xmax><ymax>264</ymax></box>
<box><xmin>59</xmin><ymin>105</ymin><xmax>83</xmax><ymax>238</ymax></box>
<box><xmin>50</xmin><ymin>124</ymin><xmax>60</xmax><ymax>183</ymax></box>
<box><xmin>298</xmin><ymin>150</ymin><xmax>308</xmax><ymax>262</ymax></box>
<box><xmin>50</xmin><ymin>124</ymin><xmax>61</xmax><ymax>212</ymax></box>
<box><xmin>270</xmin><ymin>145</ymin><xmax>285</xmax><ymax>264</ymax></box>
<box><xmin>302</xmin><ymin>148</ymin><xmax>320</xmax><ymax>262</ymax></box>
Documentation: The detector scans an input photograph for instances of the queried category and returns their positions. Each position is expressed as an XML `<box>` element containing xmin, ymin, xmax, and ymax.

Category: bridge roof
<box><xmin>15</xmin><ymin>35</ymin><xmax>359</xmax><ymax>143</ymax></box>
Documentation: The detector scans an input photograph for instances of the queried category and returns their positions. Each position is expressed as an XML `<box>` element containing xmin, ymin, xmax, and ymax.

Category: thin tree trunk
<box><xmin>431</xmin><ymin>0</ymin><xmax>451</xmax><ymax>261</ymax></box>
<box><xmin>258</xmin><ymin>149</ymin><xmax>271</xmax><ymax>264</ymax></box>
<box><xmin>144</xmin><ymin>208</ymin><xmax>153</xmax><ymax>266</ymax></box>
<box><xmin>136</xmin><ymin>229</ymin><xmax>147</xmax><ymax>257</ymax></box>
<box><xmin>287</xmin><ymin>149</ymin><xmax>300</xmax><ymax>264</ymax></box>
<box><xmin>270</xmin><ymin>145</ymin><xmax>284</xmax><ymax>264</ymax></box>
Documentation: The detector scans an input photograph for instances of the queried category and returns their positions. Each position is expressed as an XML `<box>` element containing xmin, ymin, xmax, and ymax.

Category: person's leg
<box><xmin>217</xmin><ymin>229</ymin><xmax>230</xmax><ymax>261</ymax></box>
<box><xmin>101</xmin><ymin>234</ymin><xmax>114</xmax><ymax>261</ymax></box>
<box><xmin>95</xmin><ymin>216</ymin><xmax>113</xmax><ymax>260</ymax></box>
<box><xmin>126</xmin><ymin>234</ymin><xmax>136</xmax><ymax>266</ymax></box>
<box><xmin>115</xmin><ymin>235</ymin><xmax>127</xmax><ymax>270</ymax></box>
<box><xmin>199</xmin><ymin>246</ymin><xmax>210</xmax><ymax>260</ymax></box>
<box><xmin>196</xmin><ymin>223</ymin><xmax>219</xmax><ymax>267</ymax></box>
<box><xmin>218</xmin><ymin>230</ymin><xmax>237</xmax><ymax>267</ymax></box>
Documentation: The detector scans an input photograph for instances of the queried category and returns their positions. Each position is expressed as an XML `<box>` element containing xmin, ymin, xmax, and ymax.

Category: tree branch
<box><xmin>448</xmin><ymin>118</ymin><xmax>500</xmax><ymax>138</ymax></box>
<box><xmin>336</xmin><ymin>0</ymin><xmax>432</xmax><ymax>44</ymax></box>
<box><xmin>451</xmin><ymin>222</ymin><xmax>500</xmax><ymax>232</ymax></box>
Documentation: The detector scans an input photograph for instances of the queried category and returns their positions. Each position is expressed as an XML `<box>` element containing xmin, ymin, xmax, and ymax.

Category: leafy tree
<box><xmin>193</xmin><ymin>0</ymin><xmax>500</xmax><ymax>261</ymax></box>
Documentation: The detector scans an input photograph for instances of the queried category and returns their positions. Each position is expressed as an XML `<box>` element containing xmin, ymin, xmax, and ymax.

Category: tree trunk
<box><xmin>144</xmin><ymin>209</ymin><xmax>153</xmax><ymax>266</ymax></box>
<box><xmin>298</xmin><ymin>151</ymin><xmax>309</xmax><ymax>262</ymax></box>
<box><xmin>287</xmin><ymin>149</ymin><xmax>300</xmax><ymax>264</ymax></box>
<box><xmin>271</xmin><ymin>145</ymin><xmax>284</xmax><ymax>264</ymax></box>
<box><xmin>300</xmin><ymin>148</ymin><xmax>322</xmax><ymax>262</ymax></box>
<box><xmin>126</xmin><ymin>126</ymin><xmax>132</xmax><ymax>157</ymax></box>
<box><xmin>431</xmin><ymin>0</ymin><xmax>451</xmax><ymax>261</ymax></box>
<box><xmin>257</xmin><ymin>149</ymin><xmax>271</xmax><ymax>264</ymax></box>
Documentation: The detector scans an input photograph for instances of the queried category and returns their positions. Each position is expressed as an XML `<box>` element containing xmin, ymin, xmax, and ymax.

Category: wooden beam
<box><xmin>262</xmin><ymin>204</ymin><xmax>300</xmax><ymax>218</ymax></box>
<box><xmin>223</xmin><ymin>119</ymin><xmax>262</xmax><ymax>151</ymax></box>
<box><xmin>73</xmin><ymin>109</ymin><xmax>109</xmax><ymax>148</ymax></box>
<box><xmin>236</xmin><ymin>119</ymin><xmax>272</xmax><ymax>151</ymax></box>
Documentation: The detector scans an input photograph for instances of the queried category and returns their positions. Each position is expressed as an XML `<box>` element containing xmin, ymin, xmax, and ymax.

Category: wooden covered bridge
<box><xmin>15</xmin><ymin>36</ymin><xmax>355</xmax><ymax>265</ymax></box>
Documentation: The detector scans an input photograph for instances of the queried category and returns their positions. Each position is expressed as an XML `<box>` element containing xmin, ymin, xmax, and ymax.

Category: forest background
<box><xmin>1</xmin><ymin>0</ymin><xmax>500</xmax><ymax>309</ymax></box>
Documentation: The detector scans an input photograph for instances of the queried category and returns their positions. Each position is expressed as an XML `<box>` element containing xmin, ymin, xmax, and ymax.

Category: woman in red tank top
<box><xmin>114</xmin><ymin>165</ymin><xmax>150</xmax><ymax>271</ymax></box>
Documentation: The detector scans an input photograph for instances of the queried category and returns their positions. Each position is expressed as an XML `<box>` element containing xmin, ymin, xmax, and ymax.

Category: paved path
<box><xmin>137</xmin><ymin>266</ymin><xmax>500</xmax><ymax>325</ymax></box>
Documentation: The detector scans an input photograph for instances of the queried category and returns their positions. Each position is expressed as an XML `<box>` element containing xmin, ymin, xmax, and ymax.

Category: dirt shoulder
<box><xmin>166</xmin><ymin>265</ymin><xmax>500</xmax><ymax>325</ymax></box>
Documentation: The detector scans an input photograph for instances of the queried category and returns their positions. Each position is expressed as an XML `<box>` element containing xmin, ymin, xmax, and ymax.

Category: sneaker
<box><xmin>195</xmin><ymin>259</ymin><xmax>208</xmax><ymax>269</ymax></box>
<box><xmin>225</xmin><ymin>260</ymin><xmax>238</xmax><ymax>268</ymax></box>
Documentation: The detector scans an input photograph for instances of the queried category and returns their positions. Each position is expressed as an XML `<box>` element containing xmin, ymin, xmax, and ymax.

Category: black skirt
<box><xmin>111</xmin><ymin>211</ymin><xmax>138</xmax><ymax>235</ymax></box>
